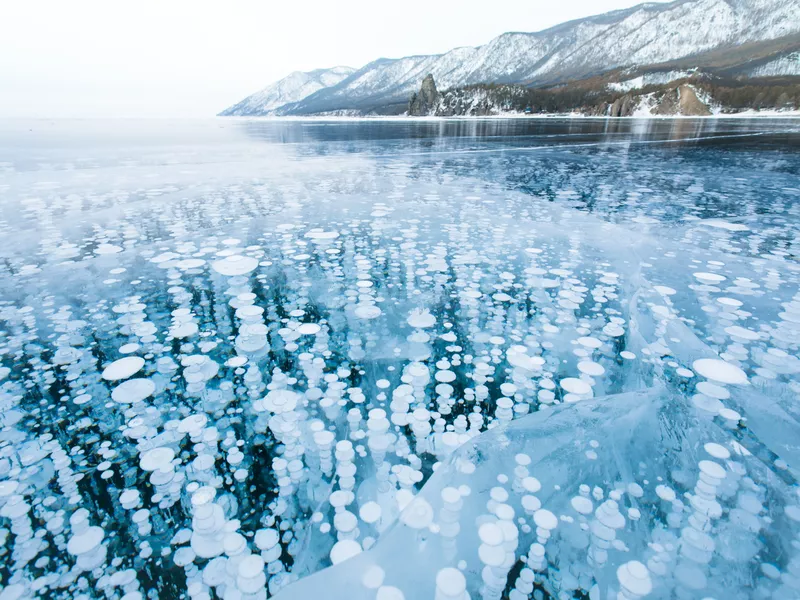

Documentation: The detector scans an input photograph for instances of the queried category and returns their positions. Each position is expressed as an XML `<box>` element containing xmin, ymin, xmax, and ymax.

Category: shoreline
<box><xmin>4</xmin><ymin>113</ymin><xmax>798</xmax><ymax>123</ymax></box>
<box><xmin>220</xmin><ymin>111</ymin><xmax>800</xmax><ymax>121</ymax></box>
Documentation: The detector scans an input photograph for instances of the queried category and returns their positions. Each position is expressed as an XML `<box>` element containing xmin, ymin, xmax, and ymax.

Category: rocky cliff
<box><xmin>407</xmin><ymin>75</ymin><xmax>439</xmax><ymax>116</ymax></box>
<box><xmin>407</xmin><ymin>74</ymin><xmax>798</xmax><ymax>117</ymax></box>
<box><xmin>609</xmin><ymin>85</ymin><xmax>712</xmax><ymax>116</ymax></box>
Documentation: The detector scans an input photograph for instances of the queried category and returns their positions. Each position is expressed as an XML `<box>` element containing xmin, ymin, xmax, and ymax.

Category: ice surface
<box><xmin>0</xmin><ymin>118</ymin><xmax>798</xmax><ymax>599</ymax></box>
<box><xmin>274</xmin><ymin>387</ymin><xmax>800</xmax><ymax>600</ymax></box>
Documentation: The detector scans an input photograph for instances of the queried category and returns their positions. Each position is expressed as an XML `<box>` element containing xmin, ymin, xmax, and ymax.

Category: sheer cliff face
<box><xmin>407</xmin><ymin>75</ymin><xmax>439</xmax><ymax>116</ymax></box>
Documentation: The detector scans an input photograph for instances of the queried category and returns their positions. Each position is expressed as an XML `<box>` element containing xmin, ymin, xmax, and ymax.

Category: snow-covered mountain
<box><xmin>221</xmin><ymin>0</ymin><xmax>800</xmax><ymax>116</ymax></box>
<box><xmin>219</xmin><ymin>67</ymin><xmax>354</xmax><ymax>116</ymax></box>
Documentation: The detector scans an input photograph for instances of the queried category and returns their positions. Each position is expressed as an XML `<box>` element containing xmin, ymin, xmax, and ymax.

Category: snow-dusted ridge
<box><xmin>746</xmin><ymin>51</ymin><xmax>800</xmax><ymax>77</ymax></box>
<box><xmin>219</xmin><ymin>67</ymin><xmax>355</xmax><ymax>116</ymax></box>
<box><xmin>221</xmin><ymin>0</ymin><xmax>800</xmax><ymax>116</ymax></box>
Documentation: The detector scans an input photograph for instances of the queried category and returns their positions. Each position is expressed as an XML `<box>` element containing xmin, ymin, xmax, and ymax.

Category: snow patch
<box><xmin>608</xmin><ymin>71</ymin><xmax>695</xmax><ymax>92</ymax></box>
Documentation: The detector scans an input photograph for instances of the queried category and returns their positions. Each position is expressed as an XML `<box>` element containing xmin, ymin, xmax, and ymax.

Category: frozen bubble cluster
<box><xmin>0</xmin><ymin>118</ymin><xmax>799</xmax><ymax>600</ymax></box>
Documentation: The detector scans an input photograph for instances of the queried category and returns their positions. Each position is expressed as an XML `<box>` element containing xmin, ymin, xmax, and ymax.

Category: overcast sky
<box><xmin>1</xmin><ymin>0</ymin><xmax>667</xmax><ymax>118</ymax></box>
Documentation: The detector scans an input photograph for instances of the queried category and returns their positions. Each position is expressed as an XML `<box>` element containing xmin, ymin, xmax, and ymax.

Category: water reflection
<box><xmin>236</xmin><ymin>116</ymin><xmax>799</xmax><ymax>150</ymax></box>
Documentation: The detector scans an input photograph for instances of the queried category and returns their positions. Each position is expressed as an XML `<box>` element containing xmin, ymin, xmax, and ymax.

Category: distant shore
<box><xmin>221</xmin><ymin>111</ymin><xmax>800</xmax><ymax>120</ymax></box>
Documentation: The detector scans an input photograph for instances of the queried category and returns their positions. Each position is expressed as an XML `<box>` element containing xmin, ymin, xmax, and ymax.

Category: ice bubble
<box><xmin>359</xmin><ymin>502</ymin><xmax>382</xmax><ymax>524</ymax></box>
<box><xmin>522</xmin><ymin>495</ymin><xmax>542</xmax><ymax>513</ymax></box>
<box><xmin>533</xmin><ymin>509</ymin><xmax>558</xmax><ymax>530</ymax></box>
<box><xmin>211</xmin><ymin>255</ymin><xmax>258</xmax><ymax>276</ymax></box>
<box><xmin>577</xmin><ymin>336</ymin><xmax>602</xmax><ymax>349</ymax></box>
<box><xmin>376</xmin><ymin>587</ymin><xmax>405</xmax><ymax>600</ymax></box>
<box><xmin>692</xmin><ymin>359</ymin><xmax>748</xmax><ymax>385</ymax></box>
<box><xmin>435</xmin><ymin>370</ymin><xmax>456</xmax><ymax>383</ymax></box>
<box><xmin>571</xmin><ymin>496</ymin><xmax>593</xmax><ymax>515</ymax></box>
<box><xmin>693</xmin><ymin>272</ymin><xmax>726</xmax><ymax>285</ymax></box>
<box><xmin>95</xmin><ymin>243</ymin><xmax>123</xmax><ymax>255</ymax></box>
<box><xmin>702</xmin><ymin>219</ymin><xmax>749</xmax><ymax>232</ymax></box>
<box><xmin>522</xmin><ymin>477</ymin><xmax>542</xmax><ymax>493</ymax></box>
<box><xmin>111</xmin><ymin>378</ymin><xmax>155</xmax><ymax>404</ymax></box>
<box><xmin>330</xmin><ymin>539</ymin><xmax>362</xmax><ymax>565</ymax></box>
<box><xmin>627</xmin><ymin>483</ymin><xmax>643</xmax><ymax>498</ymax></box>
<box><xmin>0</xmin><ymin>585</ymin><xmax>27</xmax><ymax>600</ymax></box>
<box><xmin>53</xmin><ymin>347</ymin><xmax>83</xmax><ymax>365</ymax></box>
<box><xmin>656</xmin><ymin>485</ymin><xmax>676</xmax><ymax>502</ymax></box>
<box><xmin>695</xmin><ymin>381</ymin><xmax>730</xmax><ymax>400</ymax></box>
<box><xmin>297</xmin><ymin>323</ymin><xmax>321</xmax><ymax>335</ymax></box>
<box><xmin>67</xmin><ymin>526</ymin><xmax>104</xmax><ymax>556</ymax></box>
<box><xmin>761</xmin><ymin>563</ymin><xmax>781</xmax><ymax>580</ymax></box>
<box><xmin>617</xmin><ymin>560</ymin><xmax>652</xmax><ymax>597</ymax></box>
<box><xmin>254</xmin><ymin>528</ymin><xmax>279</xmax><ymax>551</ymax></box>
<box><xmin>577</xmin><ymin>361</ymin><xmax>605</xmax><ymax>377</ymax></box>
<box><xmin>0</xmin><ymin>481</ymin><xmax>20</xmax><ymax>498</ymax></box>
<box><xmin>179</xmin><ymin>414</ymin><xmax>208</xmax><ymax>434</ymax></box>
<box><xmin>178</xmin><ymin>258</ymin><xmax>206</xmax><ymax>270</ymax></box>
<box><xmin>362</xmin><ymin>565</ymin><xmax>385</xmax><ymax>589</ymax></box>
<box><xmin>102</xmin><ymin>356</ymin><xmax>145</xmax><ymax>381</ymax></box>
<box><xmin>560</xmin><ymin>378</ymin><xmax>592</xmax><ymax>396</ymax></box>
<box><xmin>436</xmin><ymin>567</ymin><xmax>467</xmax><ymax>597</ymax></box>
<box><xmin>724</xmin><ymin>325</ymin><xmax>759</xmax><ymax>341</ymax></box>
<box><xmin>718</xmin><ymin>297</ymin><xmax>743</xmax><ymax>308</ymax></box>
<box><xmin>354</xmin><ymin>304</ymin><xmax>382</xmax><ymax>319</ymax></box>
<box><xmin>227</xmin><ymin>356</ymin><xmax>248</xmax><ymax>368</ymax></box>
<box><xmin>224</xmin><ymin>532</ymin><xmax>247</xmax><ymax>556</ymax></box>
<box><xmin>719</xmin><ymin>408</ymin><xmax>741</xmax><ymax>422</ymax></box>
<box><xmin>305</xmin><ymin>229</ymin><xmax>339</xmax><ymax>241</ymax></box>
<box><xmin>476</xmin><ymin>522</ymin><xmax>502</xmax><ymax>545</ymax></box>
<box><xmin>237</xmin><ymin>553</ymin><xmax>265</xmax><ymax>583</ymax></box>
<box><xmin>407</xmin><ymin>308</ymin><xmax>436</xmax><ymax>328</ymax></box>
<box><xmin>261</xmin><ymin>389</ymin><xmax>300</xmax><ymax>413</ymax></box>
<box><xmin>139</xmin><ymin>447</ymin><xmax>176</xmax><ymax>473</ymax></box>
<box><xmin>400</xmin><ymin>496</ymin><xmax>434</xmax><ymax>529</ymax></box>
<box><xmin>603</xmin><ymin>323</ymin><xmax>625</xmax><ymax>337</ymax></box>
<box><xmin>334</xmin><ymin>511</ymin><xmax>358</xmax><ymax>534</ymax></box>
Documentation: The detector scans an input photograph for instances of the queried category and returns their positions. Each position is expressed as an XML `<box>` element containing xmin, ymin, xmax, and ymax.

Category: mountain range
<box><xmin>220</xmin><ymin>0</ymin><xmax>800</xmax><ymax>117</ymax></box>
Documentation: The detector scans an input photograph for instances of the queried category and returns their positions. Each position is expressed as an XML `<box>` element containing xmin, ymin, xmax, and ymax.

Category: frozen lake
<box><xmin>0</xmin><ymin>117</ymin><xmax>799</xmax><ymax>600</ymax></box>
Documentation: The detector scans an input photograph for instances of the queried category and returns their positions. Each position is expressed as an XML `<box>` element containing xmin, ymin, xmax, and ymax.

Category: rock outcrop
<box><xmin>408</xmin><ymin>75</ymin><xmax>440</xmax><ymax>116</ymax></box>
<box><xmin>398</xmin><ymin>74</ymin><xmax>794</xmax><ymax>118</ymax></box>
<box><xmin>608</xmin><ymin>95</ymin><xmax>637</xmax><ymax>116</ymax></box>
<box><xmin>677</xmin><ymin>84</ymin><xmax>712</xmax><ymax>115</ymax></box>
<box><xmin>651</xmin><ymin>90</ymin><xmax>679</xmax><ymax>115</ymax></box>
<box><xmin>650</xmin><ymin>85</ymin><xmax>712</xmax><ymax>115</ymax></box>
<box><xmin>608</xmin><ymin>84</ymin><xmax>712</xmax><ymax>116</ymax></box>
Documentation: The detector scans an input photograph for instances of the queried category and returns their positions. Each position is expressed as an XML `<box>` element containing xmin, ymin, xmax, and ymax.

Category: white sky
<box><xmin>0</xmin><ymin>0</ymin><xmax>668</xmax><ymax>118</ymax></box>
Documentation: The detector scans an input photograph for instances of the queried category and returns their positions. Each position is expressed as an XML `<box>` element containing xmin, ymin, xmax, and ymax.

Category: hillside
<box><xmin>404</xmin><ymin>73</ymin><xmax>800</xmax><ymax>117</ymax></box>
<box><xmin>220</xmin><ymin>0</ymin><xmax>800</xmax><ymax>117</ymax></box>
<box><xmin>219</xmin><ymin>67</ymin><xmax>355</xmax><ymax>117</ymax></box>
